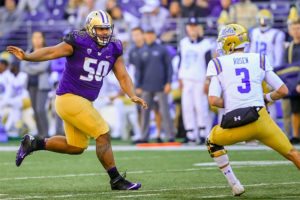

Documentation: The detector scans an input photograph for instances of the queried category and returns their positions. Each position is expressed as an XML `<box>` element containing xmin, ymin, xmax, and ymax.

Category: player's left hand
<box><xmin>130</xmin><ymin>96</ymin><xmax>148</xmax><ymax>109</ymax></box>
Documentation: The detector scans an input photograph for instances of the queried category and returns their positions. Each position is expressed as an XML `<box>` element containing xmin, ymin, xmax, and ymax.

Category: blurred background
<box><xmin>0</xmin><ymin>0</ymin><xmax>299</xmax><ymax>145</ymax></box>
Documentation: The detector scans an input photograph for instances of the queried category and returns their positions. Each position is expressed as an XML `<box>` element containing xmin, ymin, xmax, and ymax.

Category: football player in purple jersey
<box><xmin>7</xmin><ymin>10</ymin><xmax>147</xmax><ymax>190</ymax></box>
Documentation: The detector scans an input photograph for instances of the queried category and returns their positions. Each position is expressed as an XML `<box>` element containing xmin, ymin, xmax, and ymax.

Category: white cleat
<box><xmin>231</xmin><ymin>181</ymin><xmax>245</xmax><ymax>196</ymax></box>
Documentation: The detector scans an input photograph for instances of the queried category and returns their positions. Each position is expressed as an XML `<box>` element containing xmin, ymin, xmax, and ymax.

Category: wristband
<box><xmin>265</xmin><ymin>93</ymin><xmax>273</xmax><ymax>102</ymax></box>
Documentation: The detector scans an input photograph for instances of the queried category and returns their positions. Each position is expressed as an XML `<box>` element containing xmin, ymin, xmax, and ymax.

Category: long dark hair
<box><xmin>30</xmin><ymin>31</ymin><xmax>47</xmax><ymax>51</ymax></box>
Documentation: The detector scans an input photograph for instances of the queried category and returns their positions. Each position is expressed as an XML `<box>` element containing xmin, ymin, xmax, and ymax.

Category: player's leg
<box><xmin>15</xmin><ymin>120</ymin><xmax>86</xmax><ymax>167</ymax></box>
<box><xmin>206</xmin><ymin>125</ymin><xmax>253</xmax><ymax>196</ymax></box>
<box><xmin>255</xmin><ymin>108</ymin><xmax>300</xmax><ymax>169</ymax></box>
<box><xmin>58</xmin><ymin>94</ymin><xmax>141</xmax><ymax>190</ymax></box>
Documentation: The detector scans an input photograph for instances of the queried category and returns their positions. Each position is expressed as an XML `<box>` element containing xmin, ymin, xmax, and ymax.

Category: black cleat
<box><xmin>15</xmin><ymin>134</ymin><xmax>34</xmax><ymax>167</ymax></box>
<box><xmin>110</xmin><ymin>172</ymin><xmax>141</xmax><ymax>190</ymax></box>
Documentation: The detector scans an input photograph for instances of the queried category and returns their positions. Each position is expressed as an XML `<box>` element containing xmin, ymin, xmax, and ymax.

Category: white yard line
<box><xmin>0</xmin><ymin>159</ymin><xmax>294</xmax><ymax>182</ymax></box>
<box><xmin>2</xmin><ymin>181</ymin><xmax>300</xmax><ymax>200</ymax></box>
<box><xmin>194</xmin><ymin>160</ymin><xmax>292</xmax><ymax>167</ymax></box>
<box><xmin>116</xmin><ymin>194</ymin><xmax>160</xmax><ymax>198</ymax></box>
<box><xmin>0</xmin><ymin>145</ymin><xmax>282</xmax><ymax>152</ymax></box>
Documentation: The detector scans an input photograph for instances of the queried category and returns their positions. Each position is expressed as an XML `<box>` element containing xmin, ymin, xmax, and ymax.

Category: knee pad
<box><xmin>206</xmin><ymin>138</ymin><xmax>227</xmax><ymax>158</ymax></box>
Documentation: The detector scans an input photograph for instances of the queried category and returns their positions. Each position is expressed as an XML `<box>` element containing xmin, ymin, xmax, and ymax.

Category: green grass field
<box><xmin>1</xmin><ymin>144</ymin><xmax>300</xmax><ymax>200</ymax></box>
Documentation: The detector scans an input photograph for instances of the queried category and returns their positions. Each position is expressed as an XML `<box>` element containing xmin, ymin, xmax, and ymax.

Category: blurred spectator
<box><xmin>0</xmin><ymin>58</ymin><xmax>12</xmax><ymax>142</ymax></box>
<box><xmin>6</xmin><ymin>60</ymin><xmax>30</xmax><ymax>137</ymax></box>
<box><xmin>135</xmin><ymin>28</ymin><xmax>175</xmax><ymax>142</ymax></box>
<box><xmin>117</xmin><ymin>0</ymin><xmax>144</xmax><ymax>18</ymax></box>
<box><xmin>178</xmin><ymin>17</ymin><xmax>213</xmax><ymax>144</ymax></box>
<box><xmin>45</xmin><ymin>0</ymin><xmax>68</xmax><ymax>21</ymax></box>
<box><xmin>64</xmin><ymin>0</ymin><xmax>82</xmax><ymax>25</ymax></box>
<box><xmin>110</xmin><ymin>5</ymin><xmax>139</xmax><ymax>46</ymax></box>
<box><xmin>282</xmin><ymin>17</ymin><xmax>300</xmax><ymax>144</ymax></box>
<box><xmin>210</xmin><ymin>0</ymin><xmax>233</xmax><ymax>18</ymax></box>
<box><xmin>97</xmin><ymin>72</ymin><xmax>143</xmax><ymax>141</ymax></box>
<box><xmin>139</xmin><ymin>0</ymin><xmax>169</xmax><ymax>36</ymax></box>
<box><xmin>129</xmin><ymin>27</ymin><xmax>162</xmax><ymax>142</ymax></box>
<box><xmin>20</xmin><ymin>31</ymin><xmax>51</xmax><ymax>139</ymax></box>
<box><xmin>229</xmin><ymin>0</ymin><xmax>258</xmax><ymax>29</ymax></box>
<box><xmin>160</xmin><ymin>0</ymin><xmax>181</xmax><ymax>44</ymax></box>
<box><xmin>249</xmin><ymin>9</ymin><xmax>285</xmax><ymax>68</ymax></box>
<box><xmin>49</xmin><ymin>56</ymin><xmax>66</xmax><ymax>136</ymax></box>
<box><xmin>105</xmin><ymin>0</ymin><xmax>117</xmax><ymax>12</ymax></box>
<box><xmin>195</xmin><ymin>0</ymin><xmax>210</xmax><ymax>17</ymax></box>
<box><xmin>0</xmin><ymin>0</ymin><xmax>23</xmax><ymax>37</ymax></box>
<box><xmin>181</xmin><ymin>0</ymin><xmax>196</xmax><ymax>18</ymax></box>
<box><xmin>17</xmin><ymin>0</ymin><xmax>49</xmax><ymax>21</ymax></box>
<box><xmin>181</xmin><ymin>0</ymin><xmax>209</xmax><ymax>18</ymax></box>
<box><xmin>249</xmin><ymin>9</ymin><xmax>285</xmax><ymax>121</ymax></box>
<box><xmin>76</xmin><ymin>0</ymin><xmax>102</xmax><ymax>28</ymax></box>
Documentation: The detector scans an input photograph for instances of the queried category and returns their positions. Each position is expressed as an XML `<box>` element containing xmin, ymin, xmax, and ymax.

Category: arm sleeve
<box><xmin>264</xmin><ymin>56</ymin><xmax>273</xmax><ymax>72</ymax></box>
<box><xmin>273</xmin><ymin>31</ymin><xmax>285</xmax><ymax>67</ymax></box>
<box><xmin>63</xmin><ymin>31</ymin><xmax>77</xmax><ymax>48</ymax></box>
<box><xmin>264</xmin><ymin>71</ymin><xmax>284</xmax><ymax>90</ymax></box>
<box><xmin>208</xmin><ymin>76</ymin><xmax>222</xmax><ymax>97</ymax></box>
<box><xmin>113</xmin><ymin>39</ymin><xmax>123</xmax><ymax>58</ymax></box>
<box><xmin>206</xmin><ymin>60</ymin><xmax>218</xmax><ymax>77</ymax></box>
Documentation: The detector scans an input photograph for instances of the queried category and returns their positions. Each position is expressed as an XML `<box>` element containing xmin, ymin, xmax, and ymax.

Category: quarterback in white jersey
<box><xmin>205</xmin><ymin>24</ymin><xmax>300</xmax><ymax>197</ymax></box>
<box><xmin>178</xmin><ymin>17</ymin><xmax>213</xmax><ymax>143</ymax></box>
<box><xmin>249</xmin><ymin>9</ymin><xmax>285</xmax><ymax>67</ymax></box>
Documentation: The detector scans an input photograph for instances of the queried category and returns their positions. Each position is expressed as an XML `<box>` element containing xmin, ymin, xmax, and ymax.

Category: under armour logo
<box><xmin>98</xmin><ymin>52</ymin><xmax>102</xmax><ymax>56</ymax></box>
<box><xmin>224</xmin><ymin>170</ymin><xmax>231</xmax><ymax>175</ymax></box>
<box><xmin>106</xmin><ymin>56</ymin><xmax>111</xmax><ymax>59</ymax></box>
<box><xmin>234</xmin><ymin>116</ymin><xmax>241</xmax><ymax>121</ymax></box>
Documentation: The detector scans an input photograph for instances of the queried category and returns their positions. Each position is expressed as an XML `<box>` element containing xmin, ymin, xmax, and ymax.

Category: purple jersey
<box><xmin>56</xmin><ymin>30</ymin><xmax>123</xmax><ymax>101</ymax></box>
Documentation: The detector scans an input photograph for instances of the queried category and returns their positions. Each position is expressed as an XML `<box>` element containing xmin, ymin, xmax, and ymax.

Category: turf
<box><xmin>1</xmin><ymin>148</ymin><xmax>300</xmax><ymax>199</ymax></box>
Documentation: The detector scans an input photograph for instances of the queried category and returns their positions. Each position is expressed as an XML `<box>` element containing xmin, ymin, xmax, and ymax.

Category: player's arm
<box><xmin>208</xmin><ymin>76</ymin><xmax>224</xmax><ymax>108</ymax></box>
<box><xmin>113</xmin><ymin>56</ymin><xmax>148</xmax><ymax>109</ymax></box>
<box><xmin>6</xmin><ymin>42</ymin><xmax>73</xmax><ymax>62</ymax></box>
<box><xmin>263</xmin><ymin>71</ymin><xmax>288</xmax><ymax>103</ymax></box>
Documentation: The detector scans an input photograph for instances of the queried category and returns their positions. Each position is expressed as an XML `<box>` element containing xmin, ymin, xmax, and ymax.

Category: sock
<box><xmin>32</xmin><ymin>138</ymin><xmax>46</xmax><ymax>151</ymax></box>
<box><xmin>107</xmin><ymin>167</ymin><xmax>121</xmax><ymax>180</ymax></box>
<box><xmin>214</xmin><ymin>154</ymin><xmax>238</xmax><ymax>186</ymax></box>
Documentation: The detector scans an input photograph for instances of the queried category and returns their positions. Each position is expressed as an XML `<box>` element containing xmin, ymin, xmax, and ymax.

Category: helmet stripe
<box><xmin>99</xmin><ymin>10</ymin><xmax>108</xmax><ymax>24</ymax></box>
<box><xmin>98</xmin><ymin>11</ymin><xmax>105</xmax><ymax>24</ymax></box>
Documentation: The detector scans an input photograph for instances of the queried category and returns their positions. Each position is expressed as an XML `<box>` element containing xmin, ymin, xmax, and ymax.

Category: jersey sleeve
<box><xmin>63</xmin><ymin>31</ymin><xmax>77</xmax><ymax>47</ymax></box>
<box><xmin>264</xmin><ymin>71</ymin><xmax>284</xmax><ymax>90</ymax></box>
<box><xmin>264</xmin><ymin>55</ymin><xmax>273</xmax><ymax>71</ymax></box>
<box><xmin>206</xmin><ymin>60</ymin><xmax>218</xmax><ymax>77</ymax></box>
<box><xmin>208</xmin><ymin>76</ymin><xmax>222</xmax><ymax>97</ymax></box>
<box><xmin>111</xmin><ymin>38</ymin><xmax>123</xmax><ymax>58</ymax></box>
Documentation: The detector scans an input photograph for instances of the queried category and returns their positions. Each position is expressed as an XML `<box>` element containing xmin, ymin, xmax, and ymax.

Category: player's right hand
<box><xmin>6</xmin><ymin>46</ymin><xmax>26</xmax><ymax>60</ymax></box>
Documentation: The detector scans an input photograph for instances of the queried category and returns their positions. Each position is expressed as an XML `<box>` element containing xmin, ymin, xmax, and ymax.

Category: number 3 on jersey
<box><xmin>235</xmin><ymin>68</ymin><xmax>251</xmax><ymax>93</ymax></box>
<box><xmin>80</xmin><ymin>58</ymin><xmax>110</xmax><ymax>82</ymax></box>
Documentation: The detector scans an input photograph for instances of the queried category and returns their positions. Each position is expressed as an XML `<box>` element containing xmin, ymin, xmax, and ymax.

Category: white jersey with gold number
<box><xmin>249</xmin><ymin>28</ymin><xmax>285</xmax><ymax>67</ymax></box>
<box><xmin>206</xmin><ymin>52</ymin><xmax>283</xmax><ymax>113</ymax></box>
